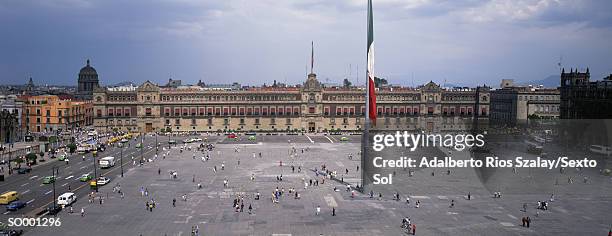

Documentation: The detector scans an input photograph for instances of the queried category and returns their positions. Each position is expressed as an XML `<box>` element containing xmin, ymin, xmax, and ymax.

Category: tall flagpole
<box><xmin>361</xmin><ymin>0</ymin><xmax>375</xmax><ymax>192</ymax></box>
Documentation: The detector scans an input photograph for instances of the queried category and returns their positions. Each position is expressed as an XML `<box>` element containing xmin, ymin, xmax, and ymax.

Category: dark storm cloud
<box><xmin>0</xmin><ymin>0</ymin><xmax>611</xmax><ymax>87</ymax></box>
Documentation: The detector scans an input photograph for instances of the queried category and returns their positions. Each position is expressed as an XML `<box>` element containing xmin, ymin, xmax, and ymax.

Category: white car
<box><xmin>97</xmin><ymin>176</ymin><xmax>111</xmax><ymax>185</ymax></box>
<box><xmin>120</xmin><ymin>138</ymin><xmax>128</xmax><ymax>143</ymax></box>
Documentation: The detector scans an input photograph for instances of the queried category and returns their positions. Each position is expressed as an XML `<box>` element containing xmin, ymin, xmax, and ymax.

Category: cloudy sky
<box><xmin>1</xmin><ymin>0</ymin><xmax>611</xmax><ymax>87</ymax></box>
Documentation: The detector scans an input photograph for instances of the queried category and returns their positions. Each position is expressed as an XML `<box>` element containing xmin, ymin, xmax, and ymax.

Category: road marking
<box><xmin>305</xmin><ymin>135</ymin><xmax>314</xmax><ymax>143</ymax></box>
<box><xmin>29</xmin><ymin>175</ymin><xmax>38</xmax><ymax>180</ymax></box>
<box><xmin>410</xmin><ymin>195</ymin><xmax>431</xmax><ymax>199</ymax></box>
<box><xmin>22</xmin><ymin>190</ymin><xmax>30</xmax><ymax>194</ymax></box>
<box><xmin>324</xmin><ymin>136</ymin><xmax>334</xmax><ymax>143</ymax></box>
<box><xmin>27</xmin><ymin>199</ymin><xmax>35</xmax><ymax>204</ymax></box>
<box><xmin>507</xmin><ymin>214</ymin><xmax>517</xmax><ymax>220</ymax></box>
<box><xmin>21</xmin><ymin>183</ymin><xmax>29</xmax><ymax>187</ymax></box>
<box><xmin>39</xmin><ymin>184</ymin><xmax>44</xmax><ymax>187</ymax></box>
<box><xmin>80</xmin><ymin>166</ymin><xmax>87</xmax><ymax>169</ymax></box>
<box><xmin>44</xmin><ymin>190</ymin><xmax>53</xmax><ymax>195</ymax></box>
<box><xmin>65</xmin><ymin>175</ymin><xmax>74</xmax><ymax>180</ymax></box>
<box><xmin>2</xmin><ymin>211</ymin><xmax>8</xmax><ymax>215</ymax></box>
<box><xmin>500</xmin><ymin>222</ymin><xmax>514</xmax><ymax>227</ymax></box>
<box><xmin>437</xmin><ymin>195</ymin><xmax>448</xmax><ymax>200</ymax></box>
<box><xmin>324</xmin><ymin>195</ymin><xmax>337</xmax><ymax>207</ymax></box>
<box><xmin>61</xmin><ymin>183</ymin><xmax>68</xmax><ymax>187</ymax></box>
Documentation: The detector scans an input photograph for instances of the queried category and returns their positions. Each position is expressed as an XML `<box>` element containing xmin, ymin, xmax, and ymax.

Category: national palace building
<box><xmin>92</xmin><ymin>72</ymin><xmax>490</xmax><ymax>133</ymax></box>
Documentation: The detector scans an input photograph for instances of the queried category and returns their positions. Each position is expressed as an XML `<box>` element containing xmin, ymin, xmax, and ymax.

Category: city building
<box><xmin>490</xmin><ymin>79</ymin><xmax>560</xmax><ymax>126</ymax></box>
<box><xmin>0</xmin><ymin>95</ymin><xmax>24</xmax><ymax>142</ymax></box>
<box><xmin>21</xmin><ymin>95</ymin><xmax>94</xmax><ymax>133</ymax></box>
<box><xmin>0</xmin><ymin>110</ymin><xmax>20</xmax><ymax>143</ymax></box>
<box><xmin>560</xmin><ymin>68</ymin><xmax>612</xmax><ymax>119</ymax></box>
<box><xmin>92</xmin><ymin>72</ymin><xmax>490</xmax><ymax>133</ymax></box>
<box><xmin>76</xmin><ymin>59</ymin><xmax>100</xmax><ymax>100</ymax></box>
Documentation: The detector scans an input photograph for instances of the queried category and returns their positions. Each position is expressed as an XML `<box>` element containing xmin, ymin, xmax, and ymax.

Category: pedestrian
<box><xmin>81</xmin><ymin>207</ymin><xmax>85</xmax><ymax>217</ymax></box>
<box><xmin>240</xmin><ymin>202</ymin><xmax>244</xmax><ymax>212</ymax></box>
<box><xmin>316</xmin><ymin>205</ymin><xmax>320</xmax><ymax>215</ymax></box>
<box><xmin>412</xmin><ymin>224</ymin><xmax>416</xmax><ymax>235</ymax></box>
<box><xmin>173</xmin><ymin>198</ymin><xmax>176</xmax><ymax>207</ymax></box>
<box><xmin>450</xmin><ymin>199</ymin><xmax>454</xmax><ymax>208</ymax></box>
<box><xmin>526</xmin><ymin>217</ymin><xmax>530</xmax><ymax>228</ymax></box>
<box><xmin>248</xmin><ymin>204</ymin><xmax>252</xmax><ymax>214</ymax></box>
<box><xmin>332</xmin><ymin>207</ymin><xmax>336</xmax><ymax>216</ymax></box>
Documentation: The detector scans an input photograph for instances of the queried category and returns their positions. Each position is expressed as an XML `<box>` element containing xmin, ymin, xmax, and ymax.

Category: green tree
<box><xmin>26</xmin><ymin>153</ymin><xmax>37</xmax><ymax>164</ymax></box>
<box><xmin>374</xmin><ymin>77</ymin><xmax>388</xmax><ymax>87</ymax></box>
<box><xmin>67</xmin><ymin>143</ymin><xmax>77</xmax><ymax>154</ymax></box>
<box><xmin>343</xmin><ymin>78</ymin><xmax>352</xmax><ymax>88</ymax></box>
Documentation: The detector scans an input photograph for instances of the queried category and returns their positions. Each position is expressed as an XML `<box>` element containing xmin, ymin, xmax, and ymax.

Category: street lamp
<box><xmin>140</xmin><ymin>132</ymin><xmax>144</xmax><ymax>163</ymax></box>
<box><xmin>51</xmin><ymin>166</ymin><xmax>58</xmax><ymax>213</ymax></box>
<box><xmin>92</xmin><ymin>150</ymin><xmax>98</xmax><ymax>192</ymax></box>
<box><xmin>119</xmin><ymin>142</ymin><xmax>124</xmax><ymax>177</ymax></box>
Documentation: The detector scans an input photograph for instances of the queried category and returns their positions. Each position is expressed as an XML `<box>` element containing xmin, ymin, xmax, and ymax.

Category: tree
<box><xmin>26</xmin><ymin>153</ymin><xmax>37</xmax><ymax>164</ymax></box>
<box><xmin>67</xmin><ymin>143</ymin><xmax>77</xmax><ymax>154</ymax></box>
<box><xmin>374</xmin><ymin>77</ymin><xmax>388</xmax><ymax>87</ymax></box>
<box><xmin>343</xmin><ymin>78</ymin><xmax>352</xmax><ymax>88</ymax></box>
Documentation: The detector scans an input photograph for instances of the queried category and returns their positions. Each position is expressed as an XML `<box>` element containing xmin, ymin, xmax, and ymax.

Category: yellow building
<box><xmin>21</xmin><ymin>95</ymin><xmax>93</xmax><ymax>133</ymax></box>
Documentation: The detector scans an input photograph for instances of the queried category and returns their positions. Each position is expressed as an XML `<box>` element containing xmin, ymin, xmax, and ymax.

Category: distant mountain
<box><xmin>518</xmin><ymin>75</ymin><xmax>559</xmax><ymax>88</ymax></box>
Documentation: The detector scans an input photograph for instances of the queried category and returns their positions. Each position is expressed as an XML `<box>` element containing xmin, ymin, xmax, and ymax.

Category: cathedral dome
<box><xmin>79</xmin><ymin>59</ymin><xmax>97</xmax><ymax>76</ymax></box>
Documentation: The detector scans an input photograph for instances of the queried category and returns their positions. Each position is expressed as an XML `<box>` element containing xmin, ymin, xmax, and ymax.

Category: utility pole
<box><xmin>52</xmin><ymin>166</ymin><xmax>57</xmax><ymax>213</ymax></box>
<box><xmin>140</xmin><ymin>132</ymin><xmax>144</xmax><ymax>163</ymax></box>
<box><xmin>120</xmin><ymin>142</ymin><xmax>124</xmax><ymax>177</ymax></box>
<box><xmin>93</xmin><ymin>151</ymin><xmax>98</xmax><ymax>192</ymax></box>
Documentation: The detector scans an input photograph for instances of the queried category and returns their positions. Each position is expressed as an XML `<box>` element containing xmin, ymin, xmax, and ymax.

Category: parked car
<box><xmin>16</xmin><ymin>168</ymin><xmax>31</xmax><ymax>174</ymax></box>
<box><xmin>58</xmin><ymin>155</ymin><xmax>67</xmax><ymax>161</ymax></box>
<box><xmin>5</xmin><ymin>201</ymin><xmax>26</xmax><ymax>211</ymax></box>
<box><xmin>42</xmin><ymin>176</ymin><xmax>55</xmax><ymax>184</ymax></box>
<box><xmin>248</xmin><ymin>136</ymin><xmax>257</xmax><ymax>141</ymax></box>
<box><xmin>0</xmin><ymin>229</ymin><xmax>24</xmax><ymax>236</ymax></box>
<box><xmin>340</xmin><ymin>136</ymin><xmax>349</xmax><ymax>142</ymax></box>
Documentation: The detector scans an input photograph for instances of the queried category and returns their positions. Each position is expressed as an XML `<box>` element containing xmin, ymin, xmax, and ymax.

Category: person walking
<box><xmin>332</xmin><ymin>207</ymin><xmax>336</xmax><ymax>216</ymax></box>
<box><xmin>248</xmin><ymin>204</ymin><xmax>252</xmax><ymax>214</ymax></box>
<box><xmin>173</xmin><ymin>198</ymin><xmax>176</xmax><ymax>207</ymax></box>
<box><xmin>81</xmin><ymin>207</ymin><xmax>85</xmax><ymax>217</ymax></box>
<box><xmin>412</xmin><ymin>224</ymin><xmax>416</xmax><ymax>235</ymax></box>
<box><xmin>316</xmin><ymin>205</ymin><xmax>320</xmax><ymax>215</ymax></box>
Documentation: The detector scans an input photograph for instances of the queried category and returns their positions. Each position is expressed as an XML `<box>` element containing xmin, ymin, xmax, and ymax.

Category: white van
<box><xmin>57</xmin><ymin>192</ymin><xmax>76</xmax><ymax>206</ymax></box>
<box><xmin>99</xmin><ymin>156</ymin><xmax>116</xmax><ymax>168</ymax></box>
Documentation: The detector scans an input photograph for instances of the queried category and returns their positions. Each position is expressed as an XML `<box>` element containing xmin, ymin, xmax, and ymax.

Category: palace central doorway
<box><xmin>308</xmin><ymin>122</ymin><xmax>316</xmax><ymax>132</ymax></box>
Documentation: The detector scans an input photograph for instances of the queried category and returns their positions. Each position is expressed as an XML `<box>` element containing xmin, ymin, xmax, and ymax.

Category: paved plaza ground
<box><xmin>9</xmin><ymin>134</ymin><xmax>612</xmax><ymax>235</ymax></box>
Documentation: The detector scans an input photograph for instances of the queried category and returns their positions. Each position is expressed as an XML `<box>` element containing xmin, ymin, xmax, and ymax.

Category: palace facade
<box><xmin>92</xmin><ymin>73</ymin><xmax>490</xmax><ymax>133</ymax></box>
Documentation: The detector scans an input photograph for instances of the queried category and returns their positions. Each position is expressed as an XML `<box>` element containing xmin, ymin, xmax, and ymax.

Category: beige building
<box><xmin>490</xmin><ymin>80</ymin><xmax>560</xmax><ymax>126</ymax></box>
<box><xmin>93</xmin><ymin>73</ymin><xmax>490</xmax><ymax>133</ymax></box>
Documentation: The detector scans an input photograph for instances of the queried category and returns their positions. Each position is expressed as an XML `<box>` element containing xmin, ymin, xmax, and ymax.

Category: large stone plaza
<box><xmin>4</xmin><ymin>133</ymin><xmax>606</xmax><ymax>236</ymax></box>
